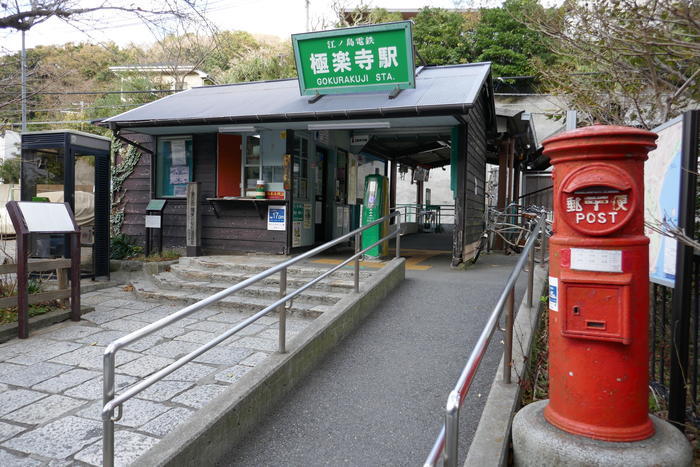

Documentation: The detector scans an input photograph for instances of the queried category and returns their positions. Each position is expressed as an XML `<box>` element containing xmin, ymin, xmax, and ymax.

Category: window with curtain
<box><xmin>156</xmin><ymin>136</ymin><xmax>193</xmax><ymax>197</ymax></box>
<box><xmin>244</xmin><ymin>135</ymin><xmax>284</xmax><ymax>192</ymax></box>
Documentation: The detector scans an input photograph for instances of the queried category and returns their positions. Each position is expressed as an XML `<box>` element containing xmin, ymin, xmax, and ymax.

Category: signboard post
<box><xmin>145</xmin><ymin>199</ymin><xmax>167</xmax><ymax>256</ymax></box>
<box><xmin>186</xmin><ymin>183</ymin><xmax>201</xmax><ymax>257</ymax></box>
<box><xmin>292</xmin><ymin>21</ymin><xmax>415</xmax><ymax>97</ymax></box>
<box><xmin>6</xmin><ymin>201</ymin><xmax>81</xmax><ymax>339</ymax></box>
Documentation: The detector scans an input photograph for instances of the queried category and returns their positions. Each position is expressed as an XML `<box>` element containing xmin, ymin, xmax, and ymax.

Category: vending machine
<box><xmin>361</xmin><ymin>174</ymin><xmax>389</xmax><ymax>257</ymax></box>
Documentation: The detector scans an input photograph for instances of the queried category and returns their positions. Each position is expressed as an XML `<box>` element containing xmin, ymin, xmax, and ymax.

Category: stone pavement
<box><xmin>0</xmin><ymin>283</ymin><xmax>315</xmax><ymax>466</ymax></box>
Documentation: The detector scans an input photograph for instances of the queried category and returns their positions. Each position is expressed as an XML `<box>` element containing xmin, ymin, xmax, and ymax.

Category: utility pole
<box><xmin>305</xmin><ymin>0</ymin><xmax>310</xmax><ymax>32</ymax></box>
<box><xmin>21</xmin><ymin>29</ymin><xmax>27</xmax><ymax>133</ymax></box>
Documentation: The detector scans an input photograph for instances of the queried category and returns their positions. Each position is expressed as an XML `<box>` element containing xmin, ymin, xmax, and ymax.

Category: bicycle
<box><xmin>472</xmin><ymin>204</ymin><xmax>550</xmax><ymax>264</ymax></box>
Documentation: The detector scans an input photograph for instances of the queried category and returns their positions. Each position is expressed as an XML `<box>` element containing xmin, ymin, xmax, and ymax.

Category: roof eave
<box><xmin>98</xmin><ymin>103</ymin><xmax>475</xmax><ymax>131</ymax></box>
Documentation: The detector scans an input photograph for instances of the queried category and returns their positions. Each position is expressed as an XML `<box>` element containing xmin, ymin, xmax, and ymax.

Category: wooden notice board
<box><xmin>6</xmin><ymin>201</ymin><xmax>81</xmax><ymax>339</ymax></box>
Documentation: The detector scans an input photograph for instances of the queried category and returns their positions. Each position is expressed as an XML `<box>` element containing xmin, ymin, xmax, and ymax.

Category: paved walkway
<box><xmin>0</xmin><ymin>229</ymin><xmax>526</xmax><ymax>466</ymax></box>
<box><xmin>219</xmin><ymin>232</ymin><xmax>527</xmax><ymax>466</ymax></box>
<box><xmin>0</xmin><ymin>282</ymin><xmax>316</xmax><ymax>466</ymax></box>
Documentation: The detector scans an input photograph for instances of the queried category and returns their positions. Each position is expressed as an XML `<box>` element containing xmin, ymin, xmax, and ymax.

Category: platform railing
<box><xmin>102</xmin><ymin>211</ymin><xmax>401</xmax><ymax>467</ymax></box>
<box><xmin>395</xmin><ymin>203</ymin><xmax>455</xmax><ymax>229</ymax></box>
<box><xmin>424</xmin><ymin>214</ymin><xmax>548</xmax><ymax>467</ymax></box>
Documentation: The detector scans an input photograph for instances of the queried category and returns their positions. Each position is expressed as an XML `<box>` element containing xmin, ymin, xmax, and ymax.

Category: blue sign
<box><xmin>267</xmin><ymin>205</ymin><xmax>286</xmax><ymax>231</ymax></box>
<box><xmin>548</xmin><ymin>277</ymin><xmax>558</xmax><ymax>312</ymax></box>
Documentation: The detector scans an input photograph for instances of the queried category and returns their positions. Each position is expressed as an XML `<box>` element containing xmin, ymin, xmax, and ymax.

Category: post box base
<box><xmin>543</xmin><ymin>402</ymin><xmax>654</xmax><ymax>442</ymax></box>
<box><xmin>513</xmin><ymin>400</ymin><xmax>693</xmax><ymax>467</ymax></box>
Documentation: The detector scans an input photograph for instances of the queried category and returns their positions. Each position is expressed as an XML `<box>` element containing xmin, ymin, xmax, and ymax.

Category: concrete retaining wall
<box><xmin>134</xmin><ymin>257</ymin><xmax>406</xmax><ymax>466</ymax></box>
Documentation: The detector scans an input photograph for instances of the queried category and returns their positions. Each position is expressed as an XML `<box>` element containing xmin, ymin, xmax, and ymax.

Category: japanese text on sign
<box><xmin>292</xmin><ymin>22</ymin><xmax>415</xmax><ymax>96</ymax></box>
<box><xmin>565</xmin><ymin>193</ymin><xmax>629</xmax><ymax>225</ymax></box>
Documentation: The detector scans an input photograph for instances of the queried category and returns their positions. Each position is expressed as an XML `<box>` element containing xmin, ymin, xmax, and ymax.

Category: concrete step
<box><xmin>131</xmin><ymin>280</ymin><xmax>332</xmax><ymax>318</ymax></box>
<box><xmin>152</xmin><ymin>271</ymin><xmax>346</xmax><ymax>306</ymax></box>
<box><xmin>179</xmin><ymin>256</ymin><xmax>374</xmax><ymax>280</ymax></box>
<box><xmin>168</xmin><ymin>264</ymin><xmax>360</xmax><ymax>293</ymax></box>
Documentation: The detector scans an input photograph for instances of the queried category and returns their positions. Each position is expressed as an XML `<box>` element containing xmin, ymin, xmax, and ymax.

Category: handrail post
<box><xmin>354</xmin><ymin>232</ymin><xmax>361</xmax><ymax>293</ymax></box>
<box><xmin>102</xmin><ymin>350</ymin><xmax>116</xmax><ymax>467</ymax></box>
<box><xmin>444</xmin><ymin>391</ymin><xmax>460</xmax><ymax>467</ymax></box>
<box><xmin>503</xmin><ymin>289</ymin><xmax>514</xmax><ymax>384</ymax></box>
<box><xmin>540</xmin><ymin>224</ymin><xmax>547</xmax><ymax>266</ymax></box>
<box><xmin>396</xmin><ymin>212</ymin><xmax>401</xmax><ymax>258</ymax></box>
<box><xmin>278</xmin><ymin>267</ymin><xmax>287</xmax><ymax>353</ymax></box>
<box><xmin>528</xmin><ymin>242</ymin><xmax>535</xmax><ymax>308</ymax></box>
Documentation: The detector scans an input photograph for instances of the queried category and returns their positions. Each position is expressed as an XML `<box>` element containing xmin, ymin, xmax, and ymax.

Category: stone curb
<box><xmin>464</xmin><ymin>265</ymin><xmax>548</xmax><ymax>467</ymax></box>
<box><xmin>0</xmin><ymin>278</ymin><xmax>119</xmax><ymax>344</ymax></box>
<box><xmin>0</xmin><ymin>305</ymin><xmax>95</xmax><ymax>344</ymax></box>
<box><xmin>110</xmin><ymin>259</ymin><xmax>178</xmax><ymax>275</ymax></box>
<box><xmin>132</xmin><ymin>257</ymin><xmax>406</xmax><ymax>467</ymax></box>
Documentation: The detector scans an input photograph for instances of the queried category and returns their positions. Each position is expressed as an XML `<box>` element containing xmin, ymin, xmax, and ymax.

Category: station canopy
<box><xmin>99</xmin><ymin>63</ymin><xmax>495</xmax><ymax>169</ymax></box>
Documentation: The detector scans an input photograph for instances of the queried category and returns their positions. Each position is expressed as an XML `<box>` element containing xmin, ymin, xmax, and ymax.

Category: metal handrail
<box><xmin>395</xmin><ymin>204</ymin><xmax>455</xmax><ymax>225</ymax></box>
<box><xmin>102</xmin><ymin>211</ymin><xmax>401</xmax><ymax>467</ymax></box>
<box><xmin>424</xmin><ymin>214</ymin><xmax>548</xmax><ymax>467</ymax></box>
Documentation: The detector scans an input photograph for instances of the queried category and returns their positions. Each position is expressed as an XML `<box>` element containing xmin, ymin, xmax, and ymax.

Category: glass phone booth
<box><xmin>21</xmin><ymin>130</ymin><xmax>111</xmax><ymax>278</ymax></box>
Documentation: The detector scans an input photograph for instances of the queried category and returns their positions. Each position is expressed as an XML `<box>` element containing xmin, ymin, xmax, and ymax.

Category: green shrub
<box><xmin>110</xmin><ymin>234</ymin><xmax>142</xmax><ymax>260</ymax></box>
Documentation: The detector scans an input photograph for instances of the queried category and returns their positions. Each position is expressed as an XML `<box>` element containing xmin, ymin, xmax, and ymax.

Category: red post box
<box><xmin>543</xmin><ymin>125</ymin><xmax>657</xmax><ymax>442</ymax></box>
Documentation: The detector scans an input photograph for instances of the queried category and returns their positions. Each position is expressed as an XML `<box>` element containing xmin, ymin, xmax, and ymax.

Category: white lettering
<box><xmin>354</xmin><ymin>48</ymin><xmax>374</xmax><ymax>70</ymax></box>
<box><xmin>309</xmin><ymin>53</ymin><xmax>329</xmax><ymax>75</ymax></box>
<box><xmin>612</xmin><ymin>194</ymin><xmax>629</xmax><ymax>211</ymax></box>
<box><xmin>573</xmin><ymin>211</ymin><xmax>621</xmax><ymax>225</ymax></box>
<box><xmin>566</xmin><ymin>196</ymin><xmax>583</xmax><ymax>212</ymax></box>
<box><xmin>583</xmin><ymin>195</ymin><xmax>610</xmax><ymax>212</ymax></box>
<box><xmin>332</xmin><ymin>51</ymin><xmax>352</xmax><ymax>72</ymax></box>
<box><xmin>317</xmin><ymin>75</ymin><xmax>370</xmax><ymax>86</ymax></box>
<box><xmin>378</xmin><ymin>46</ymin><xmax>398</xmax><ymax>68</ymax></box>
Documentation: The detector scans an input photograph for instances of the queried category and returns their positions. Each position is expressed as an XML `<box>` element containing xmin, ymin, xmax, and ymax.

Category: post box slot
<box><xmin>586</xmin><ymin>320</ymin><xmax>606</xmax><ymax>329</ymax></box>
<box><xmin>572</xmin><ymin>186</ymin><xmax>622</xmax><ymax>194</ymax></box>
<box><xmin>560</xmin><ymin>274</ymin><xmax>632</xmax><ymax>344</ymax></box>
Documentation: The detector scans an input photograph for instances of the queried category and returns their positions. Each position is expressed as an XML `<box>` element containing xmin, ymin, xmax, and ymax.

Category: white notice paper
<box><xmin>170</xmin><ymin>166</ymin><xmax>189</xmax><ymax>185</ymax></box>
<box><xmin>171</xmin><ymin>140</ymin><xmax>187</xmax><ymax>166</ymax></box>
<box><xmin>145</xmin><ymin>215</ymin><xmax>161</xmax><ymax>228</ymax></box>
<box><xmin>570</xmin><ymin>248</ymin><xmax>622</xmax><ymax>273</ymax></box>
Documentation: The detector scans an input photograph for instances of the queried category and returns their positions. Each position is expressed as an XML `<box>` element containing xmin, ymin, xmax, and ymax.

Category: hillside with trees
<box><xmin>0</xmin><ymin>1</ymin><xmax>696</xmax><ymax>133</ymax></box>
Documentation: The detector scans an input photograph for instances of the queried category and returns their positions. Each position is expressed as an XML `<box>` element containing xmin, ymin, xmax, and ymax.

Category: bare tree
<box><xmin>1</xmin><ymin>1</ymin><xmax>196</xmax><ymax>31</ymax></box>
<box><xmin>526</xmin><ymin>0</ymin><xmax>699</xmax><ymax>129</ymax></box>
<box><xmin>0</xmin><ymin>1</ymin><xmax>209</xmax><ymax>131</ymax></box>
<box><xmin>139</xmin><ymin>14</ymin><xmax>220</xmax><ymax>91</ymax></box>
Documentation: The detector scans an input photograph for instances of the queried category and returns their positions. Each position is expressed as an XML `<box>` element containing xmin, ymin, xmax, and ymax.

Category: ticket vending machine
<box><xmin>361</xmin><ymin>174</ymin><xmax>389</xmax><ymax>257</ymax></box>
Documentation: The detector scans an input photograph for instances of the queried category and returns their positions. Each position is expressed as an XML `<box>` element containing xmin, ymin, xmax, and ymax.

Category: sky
<box><xmin>1</xmin><ymin>0</ymin><xmax>493</xmax><ymax>53</ymax></box>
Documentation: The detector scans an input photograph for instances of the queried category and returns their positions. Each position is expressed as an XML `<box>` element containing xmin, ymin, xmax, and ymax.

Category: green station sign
<box><xmin>292</xmin><ymin>21</ymin><xmax>415</xmax><ymax>96</ymax></box>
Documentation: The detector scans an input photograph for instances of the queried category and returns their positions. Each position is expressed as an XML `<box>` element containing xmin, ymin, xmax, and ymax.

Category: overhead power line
<box><xmin>4</xmin><ymin>120</ymin><xmax>95</xmax><ymax>126</ymax></box>
<box><xmin>0</xmin><ymin>89</ymin><xmax>178</xmax><ymax>96</ymax></box>
<box><xmin>0</xmin><ymin>102</ymin><xmax>143</xmax><ymax>116</ymax></box>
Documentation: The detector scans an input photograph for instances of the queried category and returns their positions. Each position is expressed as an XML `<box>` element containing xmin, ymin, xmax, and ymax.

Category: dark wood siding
<box><xmin>120</xmin><ymin>133</ymin><xmax>287</xmax><ymax>254</ymax></box>
<box><xmin>464</xmin><ymin>93</ymin><xmax>488</xmax><ymax>246</ymax></box>
<box><xmin>119</xmin><ymin>132</ymin><xmax>153</xmax><ymax>246</ymax></box>
<box><xmin>196</xmin><ymin>133</ymin><xmax>287</xmax><ymax>254</ymax></box>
